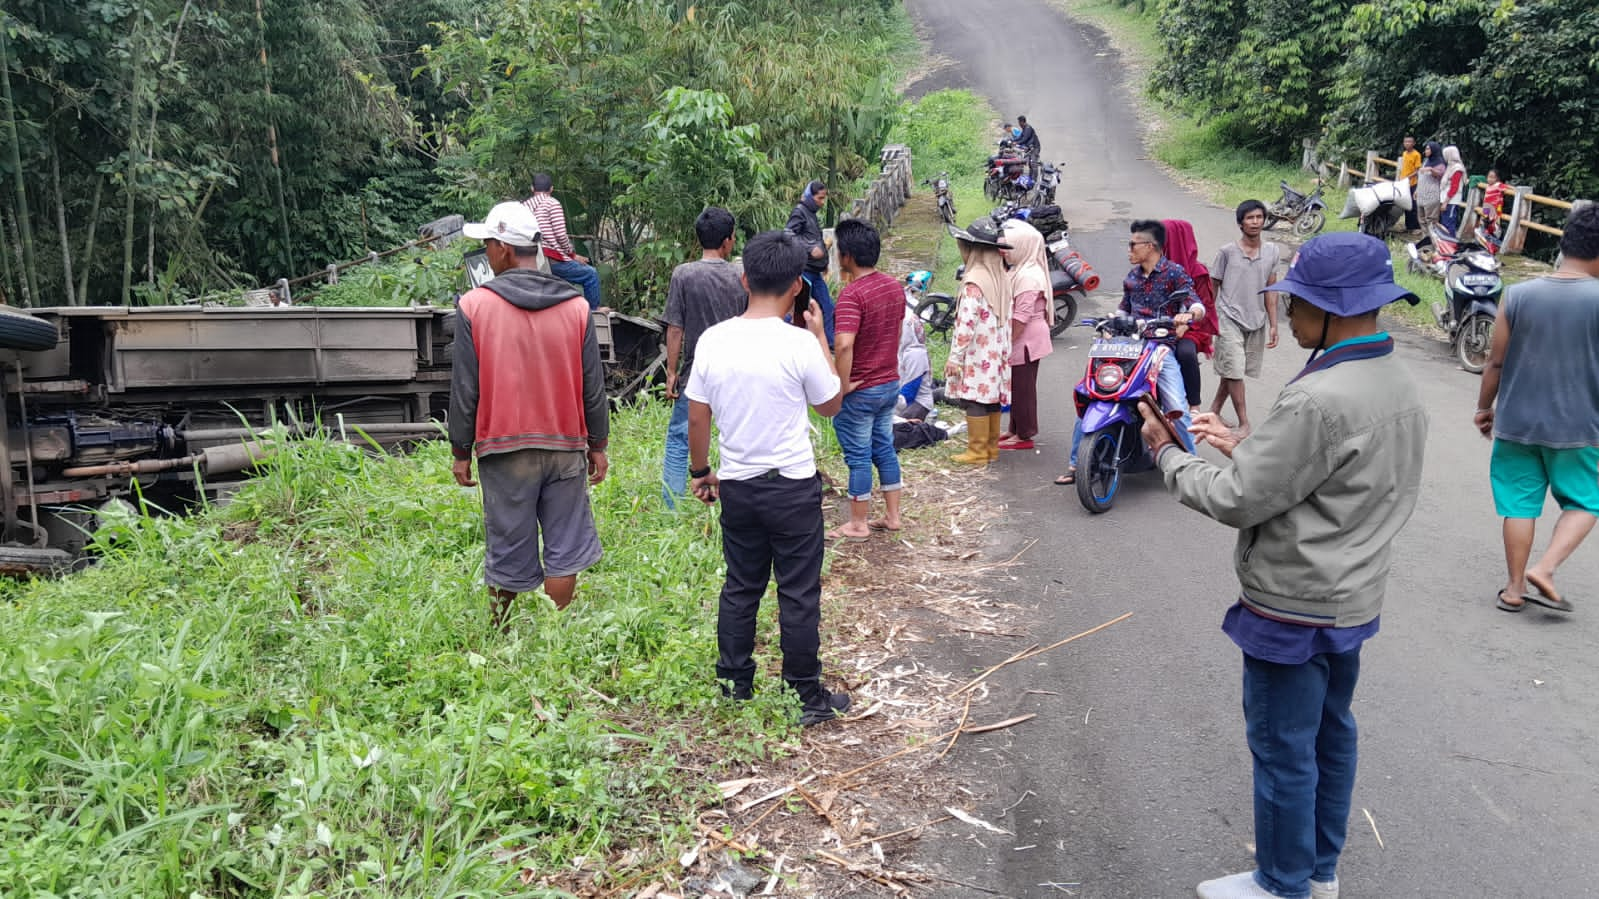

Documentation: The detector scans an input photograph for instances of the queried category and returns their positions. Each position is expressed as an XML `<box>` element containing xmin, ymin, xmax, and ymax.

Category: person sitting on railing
<box><xmin>524</xmin><ymin>173</ymin><xmax>604</xmax><ymax>310</ymax></box>
<box><xmin>1481</xmin><ymin>168</ymin><xmax>1507</xmax><ymax>237</ymax></box>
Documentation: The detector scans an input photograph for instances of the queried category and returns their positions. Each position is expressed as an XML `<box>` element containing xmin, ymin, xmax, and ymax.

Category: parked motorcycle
<box><xmin>1427</xmin><ymin>249</ymin><xmax>1503</xmax><ymax>373</ymax></box>
<box><xmin>1345</xmin><ymin>179</ymin><xmax>1410</xmax><ymax>241</ymax></box>
<box><xmin>1265</xmin><ymin>176</ymin><xmax>1328</xmax><ymax>236</ymax></box>
<box><xmin>983</xmin><ymin>139</ymin><xmax>1034</xmax><ymax>204</ymax></box>
<box><xmin>923</xmin><ymin>173</ymin><xmax>957</xmax><ymax>225</ymax></box>
<box><xmin>1072</xmin><ymin>314</ymin><xmax>1181</xmax><ymax>513</ymax></box>
<box><xmin>988</xmin><ymin>205</ymin><xmax>1100</xmax><ymax>337</ymax></box>
<box><xmin>1405</xmin><ymin>223</ymin><xmax>1501</xmax><ymax>279</ymax></box>
<box><xmin>904</xmin><ymin>269</ymin><xmax>956</xmax><ymax>335</ymax></box>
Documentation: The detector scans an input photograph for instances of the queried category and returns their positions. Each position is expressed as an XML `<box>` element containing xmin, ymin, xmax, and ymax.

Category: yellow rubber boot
<box><xmin>950</xmin><ymin>414</ymin><xmax>990</xmax><ymax>465</ymax></box>
<box><xmin>986</xmin><ymin>412</ymin><xmax>1003</xmax><ymax>461</ymax></box>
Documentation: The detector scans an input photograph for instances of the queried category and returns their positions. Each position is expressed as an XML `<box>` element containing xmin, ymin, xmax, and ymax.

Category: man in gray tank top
<box><xmin>1476</xmin><ymin>204</ymin><xmax>1599</xmax><ymax>613</ymax></box>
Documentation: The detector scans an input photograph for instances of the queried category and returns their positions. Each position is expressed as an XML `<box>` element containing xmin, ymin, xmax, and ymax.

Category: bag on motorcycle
<box><xmin>1030</xmin><ymin>204</ymin><xmax>1066</xmax><ymax>235</ymax></box>
<box><xmin>1347</xmin><ymin>186</ymin><xmax>1380</xmax><ymax>217</ymax></box>
<box><xmin>1370</xmin><ymin>179</ymin><xmax>1413</xmax><ymax>211</ymax></box>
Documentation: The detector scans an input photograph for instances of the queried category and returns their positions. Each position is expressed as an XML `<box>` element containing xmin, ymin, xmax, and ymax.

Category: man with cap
<box><xmin>1137</xmin><ymin>232</ymin><xmax>1429</xmax><ymax>899</ymax></box>
<box><xmin>451</xmin><ymin>201</ymin><xmax>610</xmax><ymax>630</ymax></box>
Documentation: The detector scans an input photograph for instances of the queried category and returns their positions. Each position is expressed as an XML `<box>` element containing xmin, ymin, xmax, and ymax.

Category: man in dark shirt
<box><xmin>662</xmin><ymin>207</ymin><xmax>747</xmax><ymax>506</ymax></box>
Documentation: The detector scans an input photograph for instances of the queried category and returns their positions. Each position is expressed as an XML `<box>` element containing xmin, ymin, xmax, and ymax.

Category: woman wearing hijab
<box><xmin>896</xmin><ymin>314</ymin><xmax>936</xmax><ymax>421</ymax></box>
<box><xmin>1163</xmin><ymin>218</ymin><xmax>1218</xmax><ymax>415</ymax></box>
<box><xmin>1416</xmin><ymin>140</ymin><xmax>1445</xmax><ymax>234</ymax></box>
<box><xmin>1440</xmin><ymin>145</ymin><xmax>1468</xmax><ymax>236</ymax></box>
<box><xmin>943</xmin><ymin>219</ymin><xmax>1014</xmax><ymax>465</ymax></box>
<box><xmin>998</xmin><ymin>219</ymin><xmax>1053</xmax><ymax>450</ymax></box>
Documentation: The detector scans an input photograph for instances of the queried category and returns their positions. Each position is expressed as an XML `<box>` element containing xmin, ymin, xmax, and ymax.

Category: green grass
<box><xmin>0</xmin><ymin>400</ymin><xmax>827</xmax><ymax>897</ymax></box>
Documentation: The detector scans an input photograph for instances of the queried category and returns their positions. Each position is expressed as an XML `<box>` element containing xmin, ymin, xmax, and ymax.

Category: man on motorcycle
<box><xmin>1137</xmin><ymin>232</ymin><xmax>1427</xmax><ymax>899</ymax></box>
<box><xmin>1058</xmin><ymin>220</ymin><xmax>1201</xmax><ymax>484</ymax></box>
<box><xmin>1015</xmin><ymin>115</ymin><xmax>1041</xmax><ymax>180</ymax></box>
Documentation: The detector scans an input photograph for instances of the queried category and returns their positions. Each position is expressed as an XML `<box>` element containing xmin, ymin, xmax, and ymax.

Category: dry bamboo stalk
<box><xmin>937</xmin><ymin>693</ymin><xmax>973</xmax><ymax>761</ymax></box>
<box><xmin>950</xmin><ymin>612</ymin><xmax>1133</xmax><ymax>697</ymax></box>
<box><xmin>840</xmin><ymin>814</ymin><xmax>956</xmax><ymax>850</ymax></box>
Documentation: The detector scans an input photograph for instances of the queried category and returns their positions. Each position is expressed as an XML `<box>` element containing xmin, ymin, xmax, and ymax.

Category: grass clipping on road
<box><xmin>0</xmin><ymin>398</ymin><xmax>1085</xmax><ymax>896</ymax></box>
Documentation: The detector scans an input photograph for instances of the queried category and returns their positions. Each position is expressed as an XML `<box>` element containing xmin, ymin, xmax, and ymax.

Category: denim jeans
<box><xmin>1243</xmin><ymin>649</ymin><xmax>1362</xmax><ymax>898</ymax></box>
<box><xmin>801</xmin><ymin>272</ymin><xmax>835</xmax><ymax>345</ymax></box>
<box><xmin>661</xmin><ymin>392</ymin><xmax>690</xmax><ymax>506</ymax></box>
<box><xmin>1070</xmin><ymin>351</ymin><xmax>1193</xmax><ymax>466</ymax></box>
<box><xmin>550</xmin><ymin>258</ymin><xmax>602</xmax><ymax>310</ymax></box>
<box><xmin>833</xmin><ymin>381</ymin><xmax>902</xmax><ymax>500</ymax></box>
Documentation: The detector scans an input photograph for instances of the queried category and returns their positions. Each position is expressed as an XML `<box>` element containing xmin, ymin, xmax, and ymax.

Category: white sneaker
<box><xmin>1310</xmin><ymin>877</ymin><xmax>1339</xmax><ymax>899</ymax></box>
<box><xmin>1196</xmin><ymin>871</ymin><xmax>1276</xmax><ymax>899</ymax></box>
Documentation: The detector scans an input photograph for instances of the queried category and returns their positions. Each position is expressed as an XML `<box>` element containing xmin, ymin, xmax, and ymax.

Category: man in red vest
<box><xmin>451</xmin><ymin>201</ymin><xmax>610</xmax><ymax>629</ymax></box>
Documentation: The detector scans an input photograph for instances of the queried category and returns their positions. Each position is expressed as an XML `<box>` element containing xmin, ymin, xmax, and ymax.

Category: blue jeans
<box><xmin>1243</xmin><ymin>649</ymin><xmax>1362</xmax><ymax>898</ymax></box>
<box><xmin>1070</xmin><ymin>351</ymin><xmax>1192</xmax><ymax>466</ymax></box>
<box><xmin>833</xmin><ymin>381</ymin><xmax>902</xmax><ymax>500</ymax></box>
<box><xmin>801</xmin><ymin>272</ymin><xmax>835</xmax><ymax>345</ymax></box>
<box><xmin>662</xmin><ymin>392</ymin><xmax>690</xmax><ymax>507</ymax></box>
<box><xmin>550</xmin><ymin>258</ymin><xmax>602</xmax><ymax>310</ymax></box>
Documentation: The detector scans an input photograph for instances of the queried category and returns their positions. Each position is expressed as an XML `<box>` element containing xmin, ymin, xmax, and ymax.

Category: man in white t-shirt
<box><xmin>685</xmin><ymin>230</ymin><xmax>850</xmax><ymax>726</ymax></box>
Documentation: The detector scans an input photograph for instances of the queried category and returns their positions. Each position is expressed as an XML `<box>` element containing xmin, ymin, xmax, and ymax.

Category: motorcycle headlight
<box><xmin>1094</xmin><ymin>363</ymin><xmax>1125</xmax><ymax>391</ymax></box>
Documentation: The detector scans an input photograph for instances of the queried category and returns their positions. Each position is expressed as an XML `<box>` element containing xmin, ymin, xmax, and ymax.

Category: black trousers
<box><xmin>716</xmin><ymin>473</ymin><xmax>825</xmax><ymax>689</ymax></box>
<box><xmin>1174</xmin><ymin>338</ymin><xmax>1202</xmax><ymax>407</ymax></box>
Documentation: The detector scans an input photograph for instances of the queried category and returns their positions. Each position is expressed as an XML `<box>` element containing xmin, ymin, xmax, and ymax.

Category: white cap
<box><xmin>462</xmin><ymin>201</ymin><xmax>542</xmax><ymax>248</ymax></box>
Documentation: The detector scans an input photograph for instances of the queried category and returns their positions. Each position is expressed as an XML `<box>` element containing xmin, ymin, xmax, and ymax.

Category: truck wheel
<box><xmin>0</xmin><ymin>307</ymin><xmax>60</xmax><ymax>352</ymax></box>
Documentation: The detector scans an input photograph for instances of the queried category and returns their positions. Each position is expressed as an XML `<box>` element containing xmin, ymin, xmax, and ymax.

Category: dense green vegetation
<box><xmin>0</xmin><ymin>1</ymin><xmax>911</xmax><ymax>312</ymax></box>
<box><xmin>0</xmin><ymin>402</ymin><xmax>823</xmax><ymax>896</ymax></box>
<box><xmin>1138</xmin><ymin>0</ymin><xmax>1599</xmax><ymax>204</ymax></box>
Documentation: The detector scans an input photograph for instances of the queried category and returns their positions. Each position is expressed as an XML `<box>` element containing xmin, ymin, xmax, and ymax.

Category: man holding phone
<box><xmin>684</xmin><ymin>230</ymin><xmax>851</xmax><ymax>726</ymax></box>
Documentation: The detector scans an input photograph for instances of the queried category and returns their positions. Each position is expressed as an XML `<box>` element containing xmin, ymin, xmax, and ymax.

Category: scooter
<box><xmin>1406</xmin><ymin>223</ymin><xmax>1500</xmax><ymax>279</ymax></box>
<box><xmin>1266</xmin><ymin>176</ymin><xmax>1328</xmax><ymax>236</ymax></box>
<box><xmin>1072</xmin><ymin>314</ymin><xmax>1181</xmax><ymax>514</ymax></box>
<box><xmin>1429</xmin><ymin>249</ymin><xmax>1503</xmax><ymax>373</ymax></box>
<box><xmin>904</xmin><ymin>269</ymin><xmax>956</xmax><ymax>335</ymax></box>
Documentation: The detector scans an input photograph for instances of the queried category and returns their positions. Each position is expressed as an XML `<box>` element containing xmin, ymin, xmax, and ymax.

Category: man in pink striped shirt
<box><xmin>524</xmin><ymin>173</ymin><xmax>603</xmax><ymax>309</ymax></box>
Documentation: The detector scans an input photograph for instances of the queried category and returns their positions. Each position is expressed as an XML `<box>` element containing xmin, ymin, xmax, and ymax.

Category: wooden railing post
<box><xmin>1503</xmin><ymin>186</ymin><xmax>1528</xmax><ymax>255</ymax></box>
<box><xmin>1301</xmin><ymin>138</ymin><xmax>1318</xmax><ymax>173</ymax></box>
<box><xmin>1364</xmin><ymin>150</ymin><xmax>1379</xmax><ymax>183</ymax></box>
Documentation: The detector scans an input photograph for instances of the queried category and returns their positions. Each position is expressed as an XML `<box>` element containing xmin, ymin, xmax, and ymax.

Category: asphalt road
<box><xmin>901</xmin><ymin>1</ymin><xmax>1599</xmax><ymax>897</ymax></box>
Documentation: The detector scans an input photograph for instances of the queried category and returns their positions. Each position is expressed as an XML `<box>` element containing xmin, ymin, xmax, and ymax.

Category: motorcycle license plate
<box><xmin>1048</xmin><ymin>238</ymin><xmax>1072</xmax><ymax>254</ymax></box>
<box><xmin>1091</xmin><ymin>339</ymin><xmax>1142</xmax><ymax>359</ymax></box>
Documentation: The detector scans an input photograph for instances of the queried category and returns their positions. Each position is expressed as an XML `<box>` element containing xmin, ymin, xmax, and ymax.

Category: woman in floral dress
<box><xmin>943</xmin><ymin>219</ymin><xmax>1015</xmax><ymax>465</ymax></box>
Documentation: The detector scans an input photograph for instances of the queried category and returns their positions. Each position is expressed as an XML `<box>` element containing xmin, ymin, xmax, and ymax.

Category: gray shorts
<box><xmin>1214</xmin><ymin>314</ymin><xmax>1266</xmax><ymax>380</ymax></box>
<box><xmin>477</xmin><ymin>448</ymin><xmax>601</xmax><ymax>593</ymax></box>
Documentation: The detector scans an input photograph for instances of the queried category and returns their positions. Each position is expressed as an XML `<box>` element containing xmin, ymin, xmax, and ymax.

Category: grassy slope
<box><xmin>0</xmin><ymin>404</ymin><xmax>830</xmax><ymax>897</ymax></box>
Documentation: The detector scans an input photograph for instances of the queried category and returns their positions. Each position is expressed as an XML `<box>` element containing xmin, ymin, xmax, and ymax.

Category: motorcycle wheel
<box><xmin>1050</xmin><ymin>292</ymin><xmax>1078</xmax><ymax>338</ymax></box>
<box><xmin>1077</xmin><ymin>426</ymin><xmax>1125</xmax><ymax>514</ymax></box>
<box><xmin>939</xmin><ymin>196</ymin><xmax>957</xmax><ymax>225</ymax></box>
<box><xmin>1294</xmin><ymin>210</ymin><xmax>1326</xmax><ymax>236</ymax></box>
<box><xmin>1456</xmin><ymin>313</ymin><xmax>1493</xmax><ymax>374</ymax></box>
<box><xmin>1264</xmin><ymin>214</ymin><xmax>1282</xmax><ymax>230</ymax></box>
<box><xmin>915</xmin><ymin>294</ymin><xmax>957</xmax><ymax>334</ymax></box>
<box><xmin>983</xmin><ymin>178</ymin><xmax>999</xmax><ymax>201</ymax></box>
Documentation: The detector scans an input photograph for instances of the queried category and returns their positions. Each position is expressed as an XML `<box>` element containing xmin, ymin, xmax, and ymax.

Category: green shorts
<box><xmin>1490</xmin><ymin>440</ymin><xmax>1599</xmax><ymax>518</ymax></box>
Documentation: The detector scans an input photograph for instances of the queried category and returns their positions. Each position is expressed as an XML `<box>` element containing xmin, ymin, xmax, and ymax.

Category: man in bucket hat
<box><xmin>1136</xmin><ymin>232</ymin><xmax>1429</xmax><ymax>899</ymax></box>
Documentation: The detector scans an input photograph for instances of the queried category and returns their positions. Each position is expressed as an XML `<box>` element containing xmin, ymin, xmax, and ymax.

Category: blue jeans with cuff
<box><xmin>1243</xmin><ymin>648</ymin><xmax>1361</xmax><ymax>898</ymax></box>
<box><xmin>550</xmin><ymin>258</ymin><xmax>602</xmax><ymax>309</ymax></box>
<box><xmin>833</xmin><ymin>381</ymin><xmax>902</xmax><ymax>500</ymax></box>
<box><xmin>662</xmin><ymin>392</ymin><xmax>691</xmax><ymax>507</ymax></box>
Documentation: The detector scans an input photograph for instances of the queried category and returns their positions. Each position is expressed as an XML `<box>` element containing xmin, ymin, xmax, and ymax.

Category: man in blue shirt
<box><xmin>1138</xmin><ymin>233</ymin><xmax>1429</xmax><ymax>899</ymax></box>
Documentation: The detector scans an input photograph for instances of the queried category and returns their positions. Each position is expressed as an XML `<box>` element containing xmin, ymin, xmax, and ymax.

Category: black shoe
<box><xmin>720</xmin><ymin>680</ymin><xmax>753</xmax><ymax>701</ymax></box>
<box><xmin>799</xmin><ymin>689</ymin><xmax>851</xmax><ymax>727</ymax></box>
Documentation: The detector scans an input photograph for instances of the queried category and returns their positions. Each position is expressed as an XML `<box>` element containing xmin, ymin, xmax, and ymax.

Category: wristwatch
<box><xmin>690</xmin><ymin>465</ymin><xmax>712</xmax><ymax>479</ymax></box>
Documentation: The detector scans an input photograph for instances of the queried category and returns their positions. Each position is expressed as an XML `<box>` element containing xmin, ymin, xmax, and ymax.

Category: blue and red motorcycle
<box><xmin>1072</xmin><ymin>313</ymin><xmax>1186</xmax><ymax>513</ymax></box>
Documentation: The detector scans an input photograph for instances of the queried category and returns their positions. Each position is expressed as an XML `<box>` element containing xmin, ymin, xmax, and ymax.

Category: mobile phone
<box><xmin>1137</xmin><ymin>394</ymin><xmax>1186</xmax><ymax>447</ymax></box>
<box><xmin>791</xmin><ymin>276</ymin><xmax>813</xmax><ymax>328</ymax></box>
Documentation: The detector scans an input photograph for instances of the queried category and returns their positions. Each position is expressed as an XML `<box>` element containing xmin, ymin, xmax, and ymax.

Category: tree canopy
<box><xmin>1152</xmin><ymin>0</ymin><xmax>1599</xmax><ymax>198</ymax></box>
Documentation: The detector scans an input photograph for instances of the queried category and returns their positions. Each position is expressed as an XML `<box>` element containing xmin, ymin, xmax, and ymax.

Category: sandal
<box><xmin>1496</xmin><ymin>589</ymin><xmax>1526</xmax><ymax>613</ymax></box>
<box><xmin>1054</xmin><ymin>469</ymin><xmax>1076</xmax><ymax>485</ymax></box>
<box><xmin>867</xmin><ymin>519</ymin><xmax>901</xmax><ymax>532</ymax></box>
<box><xmin>826</xmin><ymin>527</ymin><xmax>870</xmax><ymax>543</ymax></box>
<box><xmin>1524</xmin><ymin>572</ymin><xmax>1574</xmax><ymax>612</ymax></box>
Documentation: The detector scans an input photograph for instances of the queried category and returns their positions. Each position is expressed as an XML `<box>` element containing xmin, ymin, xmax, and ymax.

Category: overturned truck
<box><xmin>0</xmin><ymin>303</ymin><xmax>663</xmax><ymax>574</ymax></box>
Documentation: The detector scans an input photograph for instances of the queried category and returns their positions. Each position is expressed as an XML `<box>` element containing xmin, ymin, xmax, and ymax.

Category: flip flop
<box><xmin>1054</xmin><ymin>470</ymin><xmax>1076</xmax><ymax>486</ymax></box>
<box><xmin>867</xmin><ymin>520</ymin><xmax>901</xmax><ymax>532</ymax></box>
<box><xmin>1496</xmin><ymin>589</ymin><xmax>1526</xmax><ymax>613</ymax></box>
<box><xmin>1523</xmin><ymin>572</ymin><xmax>1574</xmax><ymax>612</ymax></box>
<box><xmin>826</xmin><ymin>527</ymin><xmax>870</xmax><ymax>543</ymax></box>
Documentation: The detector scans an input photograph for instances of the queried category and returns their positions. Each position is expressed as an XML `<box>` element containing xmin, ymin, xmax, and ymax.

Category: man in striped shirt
<box><xmin>524</xmin><ymin>173</ymin><xmax>603</xmax><ymax>310</ymax></box>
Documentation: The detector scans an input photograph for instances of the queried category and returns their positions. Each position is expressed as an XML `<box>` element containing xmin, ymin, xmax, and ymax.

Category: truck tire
<box><xmin>0</xmin><ymin>307</ymin><xmax>60</xmax><ymax>352</ymax></box>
